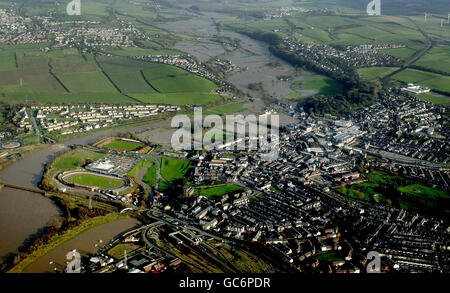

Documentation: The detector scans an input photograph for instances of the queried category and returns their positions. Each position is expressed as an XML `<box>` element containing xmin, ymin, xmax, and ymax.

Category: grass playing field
<box><xmin>66</xmin><ymin>173</ymin><xmax>123</xmax><ymax>189</ymax></box>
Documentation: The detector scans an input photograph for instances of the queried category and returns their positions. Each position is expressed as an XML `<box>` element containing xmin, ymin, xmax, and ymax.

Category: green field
<box><xmin>413</xmin><ymin>46</ymin><xmax>450</xmax><ymax>74</ymax></box>
<box><xmin>141</xmin><ymin>65</ymin><xmax>188</xmax><ymax>80</ymax></box>
<box><xmin>398</xmin><ymin>184</ymin><xmax>449</xmax><ymax>200</ymax></box>
<box><xmin>150</xmin><ymin>75</ymin><xmax>217</xmax><ymax>93</ymax></box>
<box><xmin>52</xmin><ymin>149</ymin><xmax>106</xmax><ymax>169</ymax></box>
<box><xmin>58</xmin><ymin>71</ymin><xmax>118</xmax><ymax>93</ymax></box>
<box><xmin>160</xmin><ymin>157</ymin><xmax>192</xmax><ymax>189</ymax></box>
<box><xmin>416</xmin><ymin>93</ymin><xmax>450</xmax><ymax>105</ymax></box>
<box><xmin>358</xmin><ymin>67</ymin><xmax>399</xmax><ymax>80</ymax></box>
<box><xmin>127</xmin><ymin>161</ymin><xmax>154</xmax><ymax>180</ymax></box>
<box><xmin>391</xmin><ymin>69</ymin><xmax>450</xmax><ymax>93</ymax></box>
<box><xmin>131</xmin><ymin>92</ymin><xmax>222</xmax><ymax>105</ymax></box>
<box><xmin>337</xmin><ymin>169</ymin><xmax>449</xmax><ymax>211</ymax></box>
<box><xmin>0</xmin><ymin>92</ymin><xmax>135</xmax><ymax>104</ymax></box>
<box><xmin>67</xmin><ymin>173</ymin><xmax>123</xmax><ymax>189</ymax></box>
<box><xmin>142</xmin><ymin>65</ymin><xmax>218</xmax><ymax>94</ymax></box>
<box><xmin>286</xmin><ymin>74</ymin><xmax>344</xmax><ymax>100</ymax></box>
<box><xmin>204</xmin><ymin>101</ymin><xmax>247</xmax><ymax>115</ymax></box>
<box><xmin>107</xmin><ymin>243</ymin><xmax>140</xmax><ymax>260</ymax></box>
<box><xmin>197</xmin><ymin>184</ymin><xmax>244</xmax><ymax>199</ymax></box>
<box><xmin>142</xmin><ymin>163</ymin><xmax>157</xmax><ymax>187</ymax></box>
<box><xmin>380</xmin><ymin>47</ymin><xmax>419</xmax><ymax>60</ymax></box>
<box><xmin>0</xmin><ymin>42</ymin><xmax>220</xmax><ymax>105</ymax></box>
<box><xmin>97</xmin><ymin>56</ymin><xmax>161</xmax><ymax>94</ymax></box>
<box><xmin>103</xmin><ymin>140</ymin><xmax>145</xmax><ymax>151</ymax></box>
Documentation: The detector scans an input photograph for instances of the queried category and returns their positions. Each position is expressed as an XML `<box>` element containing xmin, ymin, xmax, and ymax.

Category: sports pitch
<box><xmin>66</xmin><ymin>173</ymin><xmax>124</xmax><ymax>189</ymax></box>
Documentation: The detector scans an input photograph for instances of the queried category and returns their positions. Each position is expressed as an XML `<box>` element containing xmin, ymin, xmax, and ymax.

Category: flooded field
<box><xmin>23</xmin><ymin>217</ymin><xmax>140</xmax><ymax>273</ymax></box>
<box><xmin>159</xmin><ymin>9</ymin><xmax>319</xmax><ymax>101</ymax></box>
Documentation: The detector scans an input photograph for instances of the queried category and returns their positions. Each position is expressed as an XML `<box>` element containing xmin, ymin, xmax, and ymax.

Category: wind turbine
<box><xmin>424</xmin><ymin>12</ymin><xmax>428</xmax><ymax>23</ymax></box>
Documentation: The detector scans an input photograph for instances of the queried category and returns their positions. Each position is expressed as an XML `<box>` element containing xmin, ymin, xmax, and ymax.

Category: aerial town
<box><xmin>68</xmin><ymin>90</ymin><xmax>449</xmax><ymax>274</ymax></box>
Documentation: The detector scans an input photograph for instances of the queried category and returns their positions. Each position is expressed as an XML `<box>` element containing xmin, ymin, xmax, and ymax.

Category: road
<box><xmin>29</xmin><ymin>109</ymin><xmax>42</xmax><ymax>138</ymax></box>
<box><xmin>354</xmin><ymin>147</ymin><xmax>447</xmax><ymax>169</ymax></box>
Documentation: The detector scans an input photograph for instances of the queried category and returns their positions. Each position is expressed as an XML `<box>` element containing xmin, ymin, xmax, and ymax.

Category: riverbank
<box><xmin>7</xmin><ymin>213</ymin><xmax>133</xmax><ymax>273</ymax></box>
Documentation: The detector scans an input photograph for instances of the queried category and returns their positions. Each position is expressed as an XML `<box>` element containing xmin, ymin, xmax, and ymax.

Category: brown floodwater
<box><xmin>23</xmin><ymin>217</ymin><xmax>140</xmax><ymax>273</ymax></box>
<box><xmin>0</xmin><ymin>187</ymin><xmax>62</xmax><ymax>263</ymax></box>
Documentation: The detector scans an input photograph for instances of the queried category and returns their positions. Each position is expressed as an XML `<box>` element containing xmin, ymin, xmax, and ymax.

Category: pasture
<box><xmin>357</xmin><ymin>67</ymin><xmax>399</xmax><ymax>80</ymax></box>
<box><xmin>204</xmin><ymin>102</ymin><xmax>248</xmax><ymax>115</ymax></box>
<box><xmin>413</xmin><ymin>46</ymin><xmax>450</xmax><ymax>74</ymax></box>
<box><xmin>149</xmin><ymin>75</ymin><xmax>217</xmax><ymax>93</ymax></box>
<box><xmin>391</xmin><ymin>69</ymin><xmax>450</xmax><ymax>93</ymax></box>
<box><xmin>131</xmin><ymin>92</ymin><xmax>222</xmax><ymax>105</ymax></box>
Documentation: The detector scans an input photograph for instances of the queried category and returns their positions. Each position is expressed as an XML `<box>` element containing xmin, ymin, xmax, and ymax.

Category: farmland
<box><xmin>130</xmin><ymin>92</ymin><xmax>222</xmax><ymax>105</ymax></box>
<box><xmin>141</xmin><ymin>65</ymin><xmax>218</xmax><ymax>93</ymax></box>
<box><xmin>416</xmin><ymin>93</ymin><xmax>450</xmax><ymax>105</ymax></box>
<box><xmin>357</xmin><ymin>67</ymin><xmax>400</xmax><ymax>80</ymax></box>
<box><xmin>0</xmin><ymin>43</ymin><xmax>221</xmax><ymax>105</ymax></box>
<box><xmin>391</xmin><ymin>69</ymin><xmax>450</xmax><ymax>94</ymax></box>
<box><xmin>204</xmin><ymin>101</ymin><xmax>248</xmax><ymax>115</ymax></box>
<box><xmin>413</xmin><ymin>46</ymin><xmax>450</xmax><ymax>74</ymax></box>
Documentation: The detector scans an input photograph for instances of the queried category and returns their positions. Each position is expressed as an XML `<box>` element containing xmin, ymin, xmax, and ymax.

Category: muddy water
<box><xmin>159</xmin><ymin>9</ymin><xmax>316</xmax><ymax>101</ymax></box>
<box><xmin>23</xmin><ymin>217</ymin><xmax>140</xmax><ymax>273</ymax></box>
<box><xmin>0</xmin><ymin>188</ymin><xmax>62</xmax><ymax>263</ymax></box>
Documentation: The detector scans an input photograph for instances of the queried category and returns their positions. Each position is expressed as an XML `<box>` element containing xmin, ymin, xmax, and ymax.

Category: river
<box><xmin>0</xmin><ymin>119</ymin><xmax>169</xmax><ymax>264</ymax></box>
